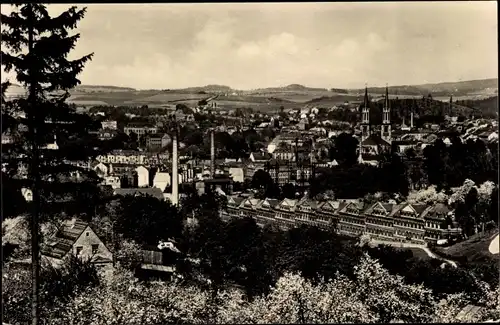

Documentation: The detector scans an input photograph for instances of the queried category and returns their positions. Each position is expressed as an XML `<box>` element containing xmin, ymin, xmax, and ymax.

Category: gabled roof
<box><xmin>340</xmin><ymin>201</ymin><xmax>366</xmax><ymax>214</ymax></box>
<box><xmin>361</xmin><ymin>134</ymin><xmax>391</xmax><ymax>146</ymax></box>
<box><xmin>411</xmin><ymin>203</ymin><xmax>429</xmax><ymax>215</ymax></box>
<box><xmin>278</xmin><ymin>198</ymin><xmax>298</xmax><ymax>211</ymax></box>
<box><xmin>250</xmin><ymin>152</ymin><xmax>272</xmax><ymax>161</ymax></box>
<box><xmin>267</xmin><ymin>199</ymin><xmax>280</xmax><ymax>208</ymax></box>
<box><xmin>241</xmin><ymin>197</ymin><xmax>260</xmax><ymax>209</ymax></box>
<box><xmin>298</xmin><ymin>198</ymin><xmax>318</xmax><ymax>210</ymax></box>
<box><xmin>319</xmin><ymin>200</ymin><xmax>341</xmax><ymax>212</ymax></box>
<box><xmin>258</xmin><ymin>198</ymin><xmax>277</xmax><ymax>210</ymax></box>
<box><xmin>232</xmin><ymin>197</ymin><xmax>244</xmax><ymax>206</ymax></box>
<box><xmin>392</xmin><ymin>202</ymin><xmax>430</xmax><ymax>219</ymax></box>
<box><xmin>422</xmin><ymin>203</ymin><xmax>451</xmax><ymax>219</ymax></box>
<box><xmin>41</xmin><ymin>219</ymin><xmax>89</xmax><ymax>259</ymax></box>
<box><xmin>114</xmin><ymin>188</ymin><xmax>164</xmax><ymax>201</ymax></box>
<box><xmin>365</xmin><ymin>201</ymin><xmax>393</xmax><ymax>215</ymax></box>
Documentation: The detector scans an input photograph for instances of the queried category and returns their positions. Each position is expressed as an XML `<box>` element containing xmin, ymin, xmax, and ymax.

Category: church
<box><xmin>358</xmin><ymin>85</ymin><xmax>393</xmax><ymax>166</ymax></box>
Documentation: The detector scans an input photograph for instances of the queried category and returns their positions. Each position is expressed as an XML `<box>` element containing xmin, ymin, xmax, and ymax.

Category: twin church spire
<box><xmin>360</xmin><ymin>83</ymin><xmax>392</xmax><ymax>143</ymax></box>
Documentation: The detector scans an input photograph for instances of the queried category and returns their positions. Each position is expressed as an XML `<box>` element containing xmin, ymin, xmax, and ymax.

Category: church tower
<box><xmin>361</xmin><ymin>85</ymin><xmax>370</xmax><ymax>141</ymax></box>
<box><xmin>381</xmin><ymin>84</ymin><xmax>391</xmax><ymax>142</ymax></box>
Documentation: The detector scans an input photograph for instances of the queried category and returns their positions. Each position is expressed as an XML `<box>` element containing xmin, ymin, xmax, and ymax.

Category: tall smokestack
<box><xmin>172</xmin><ymin>130</ymin><xmax>179</xmax><ymax>206</ymax></box>
<box><xmin>410</xmin><ymin>112</ymin><xmax>414</xmax><ymax>129</ymax></box>
<box><xmin>210</xmin><ymin>130</ymin><xmax>215</xmax><ymax>178</ymax></box>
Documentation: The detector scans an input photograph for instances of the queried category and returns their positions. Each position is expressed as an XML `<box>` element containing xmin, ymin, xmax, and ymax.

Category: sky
<box><xmin>1</xmin><ymin>2</ymin><xmax>498</xmax><ymax>90</ymax></box>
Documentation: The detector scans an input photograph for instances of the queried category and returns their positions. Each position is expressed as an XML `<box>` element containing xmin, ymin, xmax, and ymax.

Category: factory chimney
<box><xmin>171</xmin><ymin>129</ymin><xmax>179</xmax><ymax>206</ymax></box>
<box><xmin>410</xmin><ymin>112</ymin><xmax>414</xmax><ymax>129</ymax></box>
<box><xmin>210</xmin><ymin>130</ymin><xmax>215</xmax><ymax>178</ymax></box>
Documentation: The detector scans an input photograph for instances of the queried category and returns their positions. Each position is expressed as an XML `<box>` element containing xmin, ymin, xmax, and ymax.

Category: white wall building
<box><xmin>135</xmin><ymin>166</ymin><xmax>149</xmax><ymax>187</ymax></box>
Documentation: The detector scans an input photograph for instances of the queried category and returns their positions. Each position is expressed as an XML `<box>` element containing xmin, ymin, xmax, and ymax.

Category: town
<box><xmin>2</xmin><ymin>2</ymin><xmax>499</xmax><ymax>325</ymax></box>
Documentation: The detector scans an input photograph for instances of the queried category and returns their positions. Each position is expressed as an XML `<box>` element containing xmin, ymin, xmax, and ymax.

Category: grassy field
<box><xmin>437</xmin><ymin>229</ymin><xmax>499</xmax><ymax>264</ymax></box>
<box><xmin>69</xmin><ymin>91</ymin><xmax>209</xmax><ymax>106</ymax></box>
<box><xmin>248</xmin><ymin>90</ymin><xmax>333</xmax><ymax>103</ymax></box>
<box><xmin>59</xmin><ymin>78</ymin><xmax>498</xmax><ymax>111</ymax></box>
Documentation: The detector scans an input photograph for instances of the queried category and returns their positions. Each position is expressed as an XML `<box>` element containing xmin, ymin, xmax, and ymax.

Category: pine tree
<box><xmin>1</xmin><ymin>4</ymin><xmax>104</xmax><ymax>324</ymax></box>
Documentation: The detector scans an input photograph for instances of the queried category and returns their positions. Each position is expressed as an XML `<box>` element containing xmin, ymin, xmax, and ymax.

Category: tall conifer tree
<box><xmin>2</xmin><ymin>4</ymin><xmax>104</xmax><ymax>323</ymax></box>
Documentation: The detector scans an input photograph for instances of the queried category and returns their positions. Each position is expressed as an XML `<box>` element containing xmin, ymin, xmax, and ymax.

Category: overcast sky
<box><xmin>1</xmin><ymin>2</ymin><xmax>497</xmax><ymax>90</ymax></box>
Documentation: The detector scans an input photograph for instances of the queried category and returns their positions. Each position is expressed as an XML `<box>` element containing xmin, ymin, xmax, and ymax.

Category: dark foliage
<box><xmin>423</xmin><ymin>138</ymin><xmax>498</xmax><ymax>190</ymax></box>
<box><xmin>1</xmin><ymin>4</ymin><xmax>114</xmax><ymax>222</ymax></box>
<box><xmin>113</xmin><ymin>194</ymin><xmax>183</xmax><ymax>246</ymax></box>
<box><xmin>310</xmin><ymin>157</ymin><xmax>409</xmax><ymax>198</ymax></box>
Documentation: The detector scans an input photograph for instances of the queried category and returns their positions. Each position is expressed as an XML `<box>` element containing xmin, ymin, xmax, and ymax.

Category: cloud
<box><xmin>1</xmin><ymin>2</ymin><xmax>497</xmax><ymax>89</ymax></box>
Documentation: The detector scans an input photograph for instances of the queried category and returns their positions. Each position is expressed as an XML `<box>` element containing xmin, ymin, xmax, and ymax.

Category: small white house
<box><xmin>93</xmin><ymin>162</ymin><xmax>108</xmax><ymax>177</ymax></box>
<box><xmin>229</xmin><ymin>167</ymin><xmax>244</xmax><ymax>183</ymax></box>
<box><xmin>135</xmin><ymin>166</ymin><xmax>149</xmax><ymax>187</ymax></box>
<box><xmin>41</xmin><ymin>219</ymin><xmax>113</xmax><ymax>270</ymax></box>
<box><xmin>153</xmin><ymin>172</ymin><xmax>171</xmax><ymax>192</ymax></box>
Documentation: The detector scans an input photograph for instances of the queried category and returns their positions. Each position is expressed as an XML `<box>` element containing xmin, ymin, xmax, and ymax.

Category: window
<box><xmin>86</xmin><ymin>232</ymin><xmax>90</xmax><ymax>237</ymax></box>
<box><xmin>76</xmin><ymin>246</ymin><xmax>83</xmax><ymax>255</ymax></box>
<box><xmin>92</xmin><ymin>244</ymin><xmax>99</xmax><ymax>254</ymax></box>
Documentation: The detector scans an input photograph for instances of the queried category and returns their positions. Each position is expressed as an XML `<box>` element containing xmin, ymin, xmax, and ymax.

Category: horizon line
<box><xmin>4</xmin><ymin>76</ymin><xmax>498</xmax><ymax>92</ymax></box>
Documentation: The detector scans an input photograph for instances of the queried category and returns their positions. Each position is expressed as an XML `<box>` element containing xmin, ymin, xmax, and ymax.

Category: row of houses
<box><xmin>222</xmin><ymin>196</ymin><xmax>460</xmax><ymax>245</ymax></box>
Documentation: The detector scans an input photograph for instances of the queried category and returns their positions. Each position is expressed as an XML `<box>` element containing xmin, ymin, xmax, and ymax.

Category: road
<box><xmin>369</xmin><ymin>238</ymin><xmax>458</xmax><ymax>268</ymax></box>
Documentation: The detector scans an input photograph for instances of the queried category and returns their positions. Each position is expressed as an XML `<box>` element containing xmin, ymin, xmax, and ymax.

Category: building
<box><xmin>153</xmin><ymin>171</ymin><xmax>171</xmax><ymax>192</ymax></box>
<box><xmin>41</xmin><ymin>219</ymin><xmax>113</xmax><ymax>270</ymax></box>
<box><xmin>124</xmin><ymin>124</ymin><xmax>158</xmax><ymax>136</ymax></box>
<box><xmin>101</xmin><ymin>120</ymin><xmax>118</xmax><ymax>130</ymax></box>
<box><xmin>228</xmin><ymin>167</ymin><xmax>244</xmax><ymax>183</ymax></box>
<box><xmin>265</xmin><ymin>160</ymin><xmax>315</xmax><ymax>186</ymax></box>
<box><xmin>146</xmin><ymin>133</ymin><xmax>171</xmax><ymax>150</ymax></box>
<box><xmin>272</xmin><ymin>143</ymin><xmax>296</xmax><ymax>161</ymax></box>
<box><xmin>358</xmin><ymin>85</ymin><xmax>393</xmax><ymax>166</ymax></box>
<box><xmin>144</xmin><ymin>152</ymin><xmax>169</xmax><ymax>166</ymax></box>
<box><xmin>97</xmin><ymin>150</ymin><xmax>146</xmax><ymax>165</ymax></box>
<box><xmin>249</xmin><ymin>152</ymin><xmax>272</xmax><ymax>163</ymax></box>
<box><xmin>220</xmin><ymin>196</ymin><xmax>459</xmax><ymax>245</ymax></box>
<box><xmin>135</xmin><ymin>166</ymin><xmax>149</xmax><ymax>187</ymax></box>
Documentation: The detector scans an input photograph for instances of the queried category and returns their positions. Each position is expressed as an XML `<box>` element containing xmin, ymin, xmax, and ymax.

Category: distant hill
<box><xmin>348</xmin><ymin>78</ymin><xmax>498</xmax><ymax>97</ymax></box>
<box><xmin>72</xmin><ymin>85</ymin><xmax>136</xmax><ymax>93</ymax></box>
<box><xmin>178</xmin><ymin>84</ymin><xmax>233</xmax><ymax>93</ymax></box>
<box><xmin>248</xmin><ymin>84</ymin><xmax>328</xmax><ymax>94</ymax></box>
<box><xmin>4</xmin><ymin>78</ymin><xmax>497</xmax><ymax>111</ymax></box>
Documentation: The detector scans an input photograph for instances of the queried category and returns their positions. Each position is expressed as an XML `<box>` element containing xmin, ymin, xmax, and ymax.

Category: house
<box><xmin>272</xmin><ymin>143</ymin><xmax>295</xmax><ymax>161</ymax></box>
<box><xmin>97</xmin><ymin>150</ymin><xmax>146</xmax><ymax>165</ymax></box>
<box><xmin>229</xmin><ymin>167</ymin><xmax>244</xmax><ymax>183</ymax></box>
<box><xmin>392</xmin><ymin>140</ymin><xmax>419</xmax><ymax>154</ymax></box>
<box><xmin>114</xmin><ymin>187</ymin><xmax>164</xmax><ymax>201</ymax></box>
<box><xmin>153</xmin><ymin>172</ymin><xmax>171</xmax><ymax>192</ymax></box>
<box><xmin>146</xmin><ymin>133</ymin><xmax>171</xmax><ymax>150</ymax></box>
<box><xmin>249</xmin><ymin>152</ymin><xmax>272</xmax><ymax>163</ymax></box>
<box><xmin>41</xmin><ymin>219</ymin><xmax>113</xmax><ymax>270</ymax></box>
<box><xmin>93</xmin><ymin>162</ymin><xmax>109</xmax><ymax>177</ymax></box>
<box><xmin>358</xmin><ymin>134</ymin><xmax>392</xmax><ymax>166</ymax></box>
<box><xmin>123</xmin><ymin>124</ymin><xmax>158</xmax><ymax>136</ymax></box>
<box><xmin>101</xmin><ymin>120</ymin><xmax>117</xmax><ymax>130</ymax></box>
<box><xmin>135</xmin><ymin>241</ymin><xmax>183</xmax><ymax>281</ymax></box>
<box><xmin>135</xmin><ymin>166</ymin><xmax>149</xmax><ymax>187</ymax></box>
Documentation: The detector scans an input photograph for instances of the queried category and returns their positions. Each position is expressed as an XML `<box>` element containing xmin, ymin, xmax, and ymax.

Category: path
<box><xmin>369</xmin><ymin>238</ymin><xmax>457</xmax><ymax>268</ymax></box>
<box><xmin>488</xmin><ymin>234</ymin><xmax>499</xmax><ymax>255</ymax></box>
